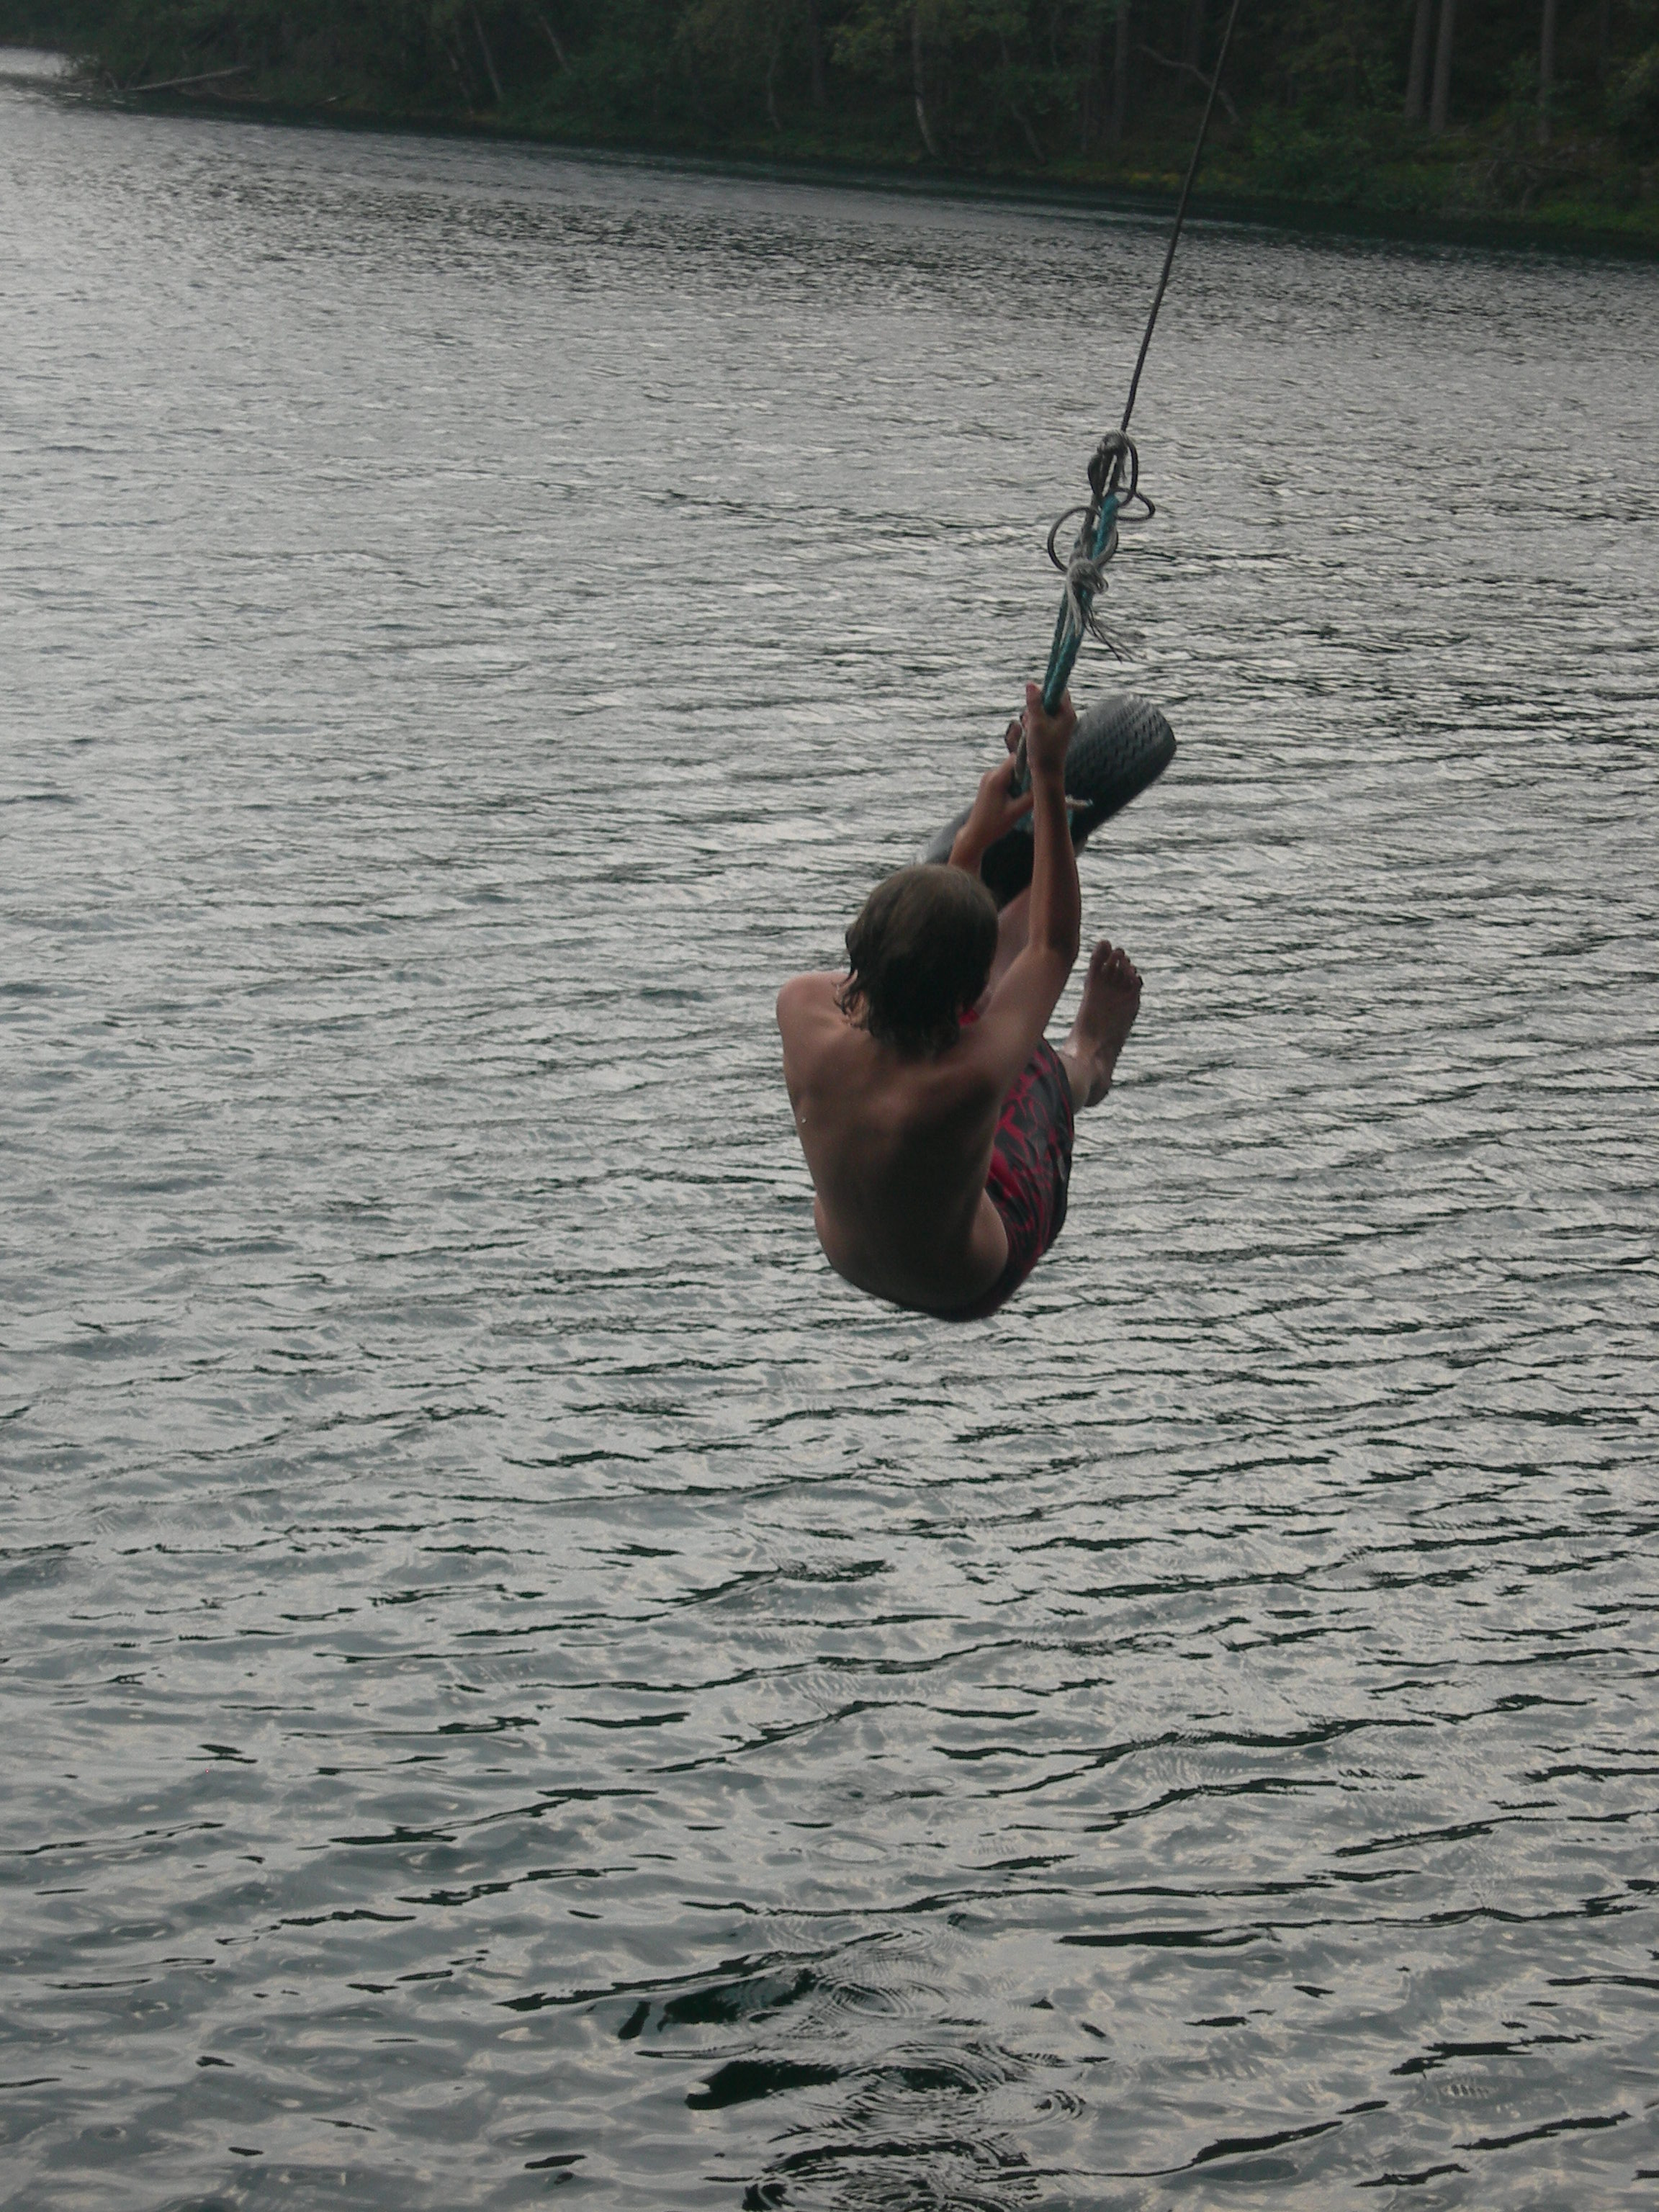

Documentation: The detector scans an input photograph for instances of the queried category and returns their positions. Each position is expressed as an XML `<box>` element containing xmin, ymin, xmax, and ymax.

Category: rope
<box><xmin>1061</xmin><ymin>526</ymin><xmax>1117</xmax><ymax>652</ymax></box>
<box><xmin>1118</xmin><ymin>0</ymin><xmax>1247</xmax><ymax>444</ymax></box>
<box><xmin>1025</xmin><ymin>0</ymin><xmax>1246</xmax><ymax>732</ymax></box>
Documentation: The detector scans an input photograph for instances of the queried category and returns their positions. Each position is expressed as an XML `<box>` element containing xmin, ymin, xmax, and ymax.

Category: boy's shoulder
<box><xmin>775</xmin><ymin>971</ymin><xmax>844</xmax><ymax>1046</ymax></box>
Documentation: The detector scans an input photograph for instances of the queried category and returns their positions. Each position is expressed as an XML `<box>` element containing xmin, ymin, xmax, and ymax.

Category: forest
<box><xmin>4</xmin><ymin>0</ymin><xmax>1657</xmax><ymax>238</ymax></box>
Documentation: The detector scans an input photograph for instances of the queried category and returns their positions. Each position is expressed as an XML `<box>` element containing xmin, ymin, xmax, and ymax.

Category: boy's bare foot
<box><xmin>1058</xmin><ymin>940</ymin><xmax>1141</xmax><ymax>1110</ymax></box>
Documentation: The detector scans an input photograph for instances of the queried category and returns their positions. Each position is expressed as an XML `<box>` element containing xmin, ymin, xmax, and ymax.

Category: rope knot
<box><xmin>1062</xmin><ymin>515</ymin><xmax>1120</xmax><ymax>653</ymax></box>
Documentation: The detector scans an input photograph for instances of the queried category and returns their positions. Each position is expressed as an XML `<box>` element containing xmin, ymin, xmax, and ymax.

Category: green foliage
<box><xmin>0</xmin><ymin>0</ymin><xmax>116</xmax><ymax>42</ymax></box>
<box><xmin>829</xmin><ymin>0</ymin><xmax>903</xmax><ymax>81</ymax></box>
<box><xmin>1609</xmin><ymin>42</ymin><xmax>1659</xmax><ymax>150</ymax></box>
<box><xmin>8</xmin><ymin>0</ymin><xmax>1654</xmax><ymax>238</ymax></box>
<box><xmin>1251</xmin><ymin>0</ymin><xmax>1398</xmax><ymax>109</ymax></box>
<box><xmin>1248</xmin><ymin>110</ymin><xmax>1372</xmax><ymax>196</ymax></box>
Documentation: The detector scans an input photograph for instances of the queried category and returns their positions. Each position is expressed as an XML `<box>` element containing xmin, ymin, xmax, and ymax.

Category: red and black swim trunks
<box><xmin>946</xmin><ymin>1038</ymin><xmax>1076</xmax><ymax>1320</ymax></box>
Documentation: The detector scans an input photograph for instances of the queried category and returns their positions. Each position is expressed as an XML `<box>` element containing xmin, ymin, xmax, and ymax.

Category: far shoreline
<box><xmin>10</xmin><ymin>48</ymin><xmax>1658</xmax><ymax>263</ymax></box>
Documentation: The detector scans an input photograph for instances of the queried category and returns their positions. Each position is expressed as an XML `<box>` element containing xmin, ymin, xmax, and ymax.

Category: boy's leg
<box><xmin>1056</xmin><ymin>941</ymin><xmax>1143</xmax><ymax>1111</ymax></box>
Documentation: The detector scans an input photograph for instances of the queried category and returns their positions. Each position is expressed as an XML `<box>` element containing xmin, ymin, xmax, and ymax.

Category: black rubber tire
<box><xmin>920</xmin><ymin>693</ymin><xmax>1177</xmax><ymax>907</ymax></box>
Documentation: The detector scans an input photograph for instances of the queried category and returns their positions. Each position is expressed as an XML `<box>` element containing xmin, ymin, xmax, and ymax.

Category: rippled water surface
<box><xmin>3</xmin><ymin>50</ymin><xmax>1658</xmax><ymax>2211</ymax></box>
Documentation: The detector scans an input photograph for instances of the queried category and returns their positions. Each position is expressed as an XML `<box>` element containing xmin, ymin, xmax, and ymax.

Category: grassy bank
<box><xmin>6</xmin><ymin>0</ymin><xmax>1656</xmax><ymax>251</ymax></box>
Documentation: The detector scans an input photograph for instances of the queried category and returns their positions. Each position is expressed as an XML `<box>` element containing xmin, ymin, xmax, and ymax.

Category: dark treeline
<box><xmin>6</xmin><ymin>0</ymin><xmax>1657</xmax><ymax>231</ymax></box>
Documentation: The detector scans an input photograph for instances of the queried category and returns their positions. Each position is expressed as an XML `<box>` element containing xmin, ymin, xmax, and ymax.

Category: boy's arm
<box><xmin>1022</xmin><ymin>681</ymin><xmax>1082</xmax><ymax>967</ymax></box>
<box><xmin>948</xmin><ymin>742</ymin><xmax>1033</xmax><ymax>874</ymax></box>
<box><xmin>962</xmin><ymin>684</ymin><xmax>1081</xmax><ymax>1094</ymax></box>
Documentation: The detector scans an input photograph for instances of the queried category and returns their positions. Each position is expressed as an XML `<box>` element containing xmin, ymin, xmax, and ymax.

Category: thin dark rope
<box><xmin>1024</xmin><ymin>0</ymin><xmax>1248</xmax><ymax>729</ymax></box>
<box><xmin>1117</xmin><ymin>0</ymin><xmax>1246</xmax><ymax>441</ymax></box>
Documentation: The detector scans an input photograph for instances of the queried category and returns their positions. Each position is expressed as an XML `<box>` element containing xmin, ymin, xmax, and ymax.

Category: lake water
<box><xmin>3</xmin><ymin>47</ymin><xmax>1657</xmax><ymax>2211</ymax></box>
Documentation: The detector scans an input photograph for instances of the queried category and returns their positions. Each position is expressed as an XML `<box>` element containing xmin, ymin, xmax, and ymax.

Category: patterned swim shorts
<box><xmin>945</xmin><ymin>1038</ymin><xmax>1076</xmax><ymax>1320</ymax></box>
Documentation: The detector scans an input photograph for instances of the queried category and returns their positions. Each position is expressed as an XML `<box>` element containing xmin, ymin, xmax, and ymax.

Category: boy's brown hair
<box><xmin>839</xmin><ymin>864</ymin><xmax>998</xmax><ymax>1058</ymax></box>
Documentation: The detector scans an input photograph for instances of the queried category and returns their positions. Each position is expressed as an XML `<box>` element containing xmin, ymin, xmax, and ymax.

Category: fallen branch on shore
<box><xmin>125</xmin><ymin>64</ymin><xmax>253</xmax><ymax>96</ymax></box>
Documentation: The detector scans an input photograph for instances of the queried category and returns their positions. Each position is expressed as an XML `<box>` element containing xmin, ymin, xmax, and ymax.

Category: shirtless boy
<box><xmin>776</xmin><ymin>682</ymin><xmax>1143</xmax><ymax>1319</ymax></box>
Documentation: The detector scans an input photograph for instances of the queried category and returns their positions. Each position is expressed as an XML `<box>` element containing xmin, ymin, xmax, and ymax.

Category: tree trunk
<box><xmin>1011</xmin><ymin>105</ymin><xmax>1045</xmax><ymax>163</ymax></box>
<box><xmin>1183</xmin><ymin>0</ymin><xmax>1205</xmax><ymax>71</ymax></box>
<box><xmin>683</xmin><ymin>45</ymin><xmax>707</xmax><ymax>125</ymax></box>
<box><xmin>444</xmin><ymin>30</ymin><xmax>477</xmax><ymax>107</ymax></box>
<box><xmin>999</xmin><ymin>32</ymin><xmax>1046</xmax><ymax>163</ymax></box>
<box><xmin>765</xmin><ymin>22</ymin><xmax>782</xmax><ymax>134</ymax></box>
<box><xmin>912</xmin><ymin>6</ymin><xmax>939</xmax><ymax>157</ymax></box>
<box><xmin>1081</xmin><ymin>16</ymin><xmax>1104</xmax><ymax>150</ymax></box>
<box><xmin>472</xmin><ymin>8</ymin><xmax>505</xmax><ymax>106</ymax></box>
<box><xmin>804</xmin><ymin>0</ymin><xmax>826</xmax><ymax>106</ymax></box>
<box><xmin>1136</xmin><ymin>38</ymin><xmax>1240</xmax><ymax>117</ymax></box>
<box><xmin>1537</xmin><ymin>0</ymin><xmax>1557</xmax><ymax>142</ymax></box>
<box><xmin>1405</xmin><ymin>0</ymin><xmax>1433</xmax><ymax>120</ymax></box>
<box><xmin>1429</xmin><ymin>0</ymin><xmax>1456</xmax><ymax>135</ymax></box>
<box><xmin>525</xmin><ymin>0</ymin><xmax>567</xmax><ymax>69</ymax></box>
<box><xmin>1111</xmin><ymin>0</ymin><xmax>1131</xmax><ymax>146</ymax></box>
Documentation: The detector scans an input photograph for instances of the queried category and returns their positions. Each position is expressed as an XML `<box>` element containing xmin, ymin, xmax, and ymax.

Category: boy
<box><xmin>777</xmin><ymin>683</ymin><xmax>1141</xmax><ymax>1318</ymax></box>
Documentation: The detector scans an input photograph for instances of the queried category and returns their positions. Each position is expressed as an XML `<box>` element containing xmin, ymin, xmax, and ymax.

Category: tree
<box><xmin>835</xmin><ymin>0</ymin><xmax>1044</xmax><ymax>162</ymax></box>
<box><xmin>524</xmin><ymin>1</ymin><xmax>568</xmax><ymax>68</ymax></box>
<box><xmin>1536</xmin><ymin>0</ymin><xmax>1555</xmax><ymax>139</ymax></box>
<box><xmin>1429</xmin><ymin>0</ymin><xmax>1455</xmax><ymax>130</ymax></box>
<box><xmin>682</xmin><ymin>0</ymin><xmax>817</xmax><ymax>133</ymax></box>
<box><xmin>912</xmin><ymin>2</ymin><xmax>938</xmax><ymax>150</ymax></box>
<box><xmin>1112</xmin><ymin>0</ymin><xmax>1131</xmax><ymax>143</ymax></box>
<box><xmin>1404</xmin><ymin>0</ymin><xmax>1433</xmax><ymax>119</ymax></box>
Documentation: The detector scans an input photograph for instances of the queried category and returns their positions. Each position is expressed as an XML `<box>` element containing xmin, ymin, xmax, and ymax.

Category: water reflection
<box><xmin>2</xmin><ymin>53</ymin><xmax>1657</xmax><ymax>2212</ymax></box>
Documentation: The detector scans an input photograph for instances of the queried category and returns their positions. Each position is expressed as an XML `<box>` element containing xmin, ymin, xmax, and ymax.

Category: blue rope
<box><xmin>1040</xmin><ymin>491</ymin><xmax>1121</xmax><ymax>716</ymax></box>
